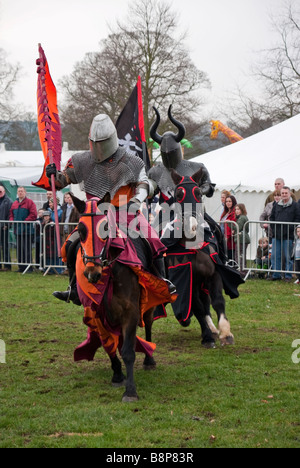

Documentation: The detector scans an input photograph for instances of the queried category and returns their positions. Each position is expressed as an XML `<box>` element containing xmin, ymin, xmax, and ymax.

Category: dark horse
<box><xmin>167</xmin><ymin>168</ymin><xmax>243</xmax><ymax>347</ymax></box>
<box><xmin>70</xmin><ymin>194</ymin><xmax>167</xmax><ymax>402</ymax></box>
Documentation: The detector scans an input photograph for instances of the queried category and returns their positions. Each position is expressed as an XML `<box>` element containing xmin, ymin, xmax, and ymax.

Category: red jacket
<box><xmin>9</xmin><ymin>197</ymin><xmax>37</xmax><ymax>222</ymax></box>
<box><xmin>9</xmin><ymin>197</ymin><xmax>37</xmax><ymax>235</ymax></box>
<box><xmin>224</xmin><ymin>210</ymin><xmax>236</xmax><ymax>250</ymax></box>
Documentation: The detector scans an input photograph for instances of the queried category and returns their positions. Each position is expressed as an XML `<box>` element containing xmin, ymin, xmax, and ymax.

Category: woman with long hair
<box><xmin>220</xmin><ymin>195</ymin><xmax>237</xmax><ymax>263</ymax></box>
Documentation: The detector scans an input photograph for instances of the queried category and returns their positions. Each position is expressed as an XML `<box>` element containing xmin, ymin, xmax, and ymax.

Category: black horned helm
<box><xmin>150</xmin><ymin>105</ymin><xmax>186</xmax><ymax>170</ymax></box>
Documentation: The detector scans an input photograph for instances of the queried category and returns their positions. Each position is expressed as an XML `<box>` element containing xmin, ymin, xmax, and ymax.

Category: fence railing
<box><xmin>1</xmin><ymin>219</ymin><xmax>300</xmax><ymax>281</ymax></box>
<box><xmin>0</xmin><ymin>221</ymin><xmax>77</xmax><ymax>275</ymax></box>
<box><xmin>219</xmin><ymin>220</ymin><xmax>240</xmax><ymax>270</ymax></box>
<box><xmin>241</xmin><ymin>220</ymin><xmax>300</xmax><ymax>281</ymax></box>
<box><xmin>219</xmin><ymin>219</ymin><xmax>300</xmax><ymax>280</ymax></box>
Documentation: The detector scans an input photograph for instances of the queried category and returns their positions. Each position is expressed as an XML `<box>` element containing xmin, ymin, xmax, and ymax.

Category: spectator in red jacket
<box><xmin>9</xmin><ymin>187</ymin><xmax>37</xmax><ymax>273</ymax></box>
<box><xmin>220</xmin><ymin>195</ymin><xmax>237</xmax><ymax>264</ymax></box>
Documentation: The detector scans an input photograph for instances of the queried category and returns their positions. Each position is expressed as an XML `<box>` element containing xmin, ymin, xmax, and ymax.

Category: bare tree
<box><xmin>251</xmin><ymin>1</ymin><xmax>300</xmax><ymax>121</ymax></box>
<box><xmin>218</xmin><ymin>1</ymin><xmax>300</xmax><ymax>135</ymax></box>
<box><xmin>0</xmin><ymin>48</ymin><xmax>21</xmax><ymax>121</ymax></box>
<box><xmin>2</xmin><ymin>113</ymin><xmax>40</xmax><ymax>150</ymax></box>
<box><xmin>59</xmin><ymin>0</ymin><xmax>210</xmax><ymax>150</ymax></box>
<box><xmin>216</xmin><ymin>85</ymin><xmax>274</xmax><ymax>140</ymax></box>
<box><xmin>240</xmin><ymin>0</ymin><xmax>300</xmax><ymax>125</ymax></box>
<box><xmin>114</xmin><ymin>0</ymin><xmax>210</xmax><ymax>136</ymax></box>
<box><xmin>0</xmin><ymin>44</ymin><xmax>40</xmax><ymax>150</ymax></box>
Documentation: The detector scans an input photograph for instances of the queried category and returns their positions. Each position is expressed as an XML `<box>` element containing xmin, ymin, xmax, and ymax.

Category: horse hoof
<box><xmin>122</xmin><ymin>394</ymin><xmax>139</xmax><ymax>403</ymax></box>
<box><xmin>143</xmin><ymin>357</ymin><xmax>156</xmax><ymax>370</ymax></box>
<box><xmin>112</xmin><ymin>380</ymin><xmax>126</xmax><ymax>388</ymax></box>
<box><xmin>143</xmin><ymin>364</ymin><xmax>156</xmax><ymax>371</ymax></box>
<box><xmin>112</xmin><ymin>374</ymin><xmax>126</xmax><ymax>387</ymax></box>
<box><xmin>220</xmin><ymin>335</ymin><xmax>235</xmax><ymax>346</ymax></box>
<box><xmin>202</xmin><ymin>341</ymin><xmax>216</xmax><ymax>349</ymax></box>
<box><xmin>181</xmin><ymin>318</ymin><xmax>191</xmax><ymax>328</ymax></box>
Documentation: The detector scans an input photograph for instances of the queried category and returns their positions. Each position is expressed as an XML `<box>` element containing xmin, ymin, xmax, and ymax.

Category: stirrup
<box><xmin>66</xmin><ymin>284</ymin><xmax>72</xmax><ymax>303</ymax></box>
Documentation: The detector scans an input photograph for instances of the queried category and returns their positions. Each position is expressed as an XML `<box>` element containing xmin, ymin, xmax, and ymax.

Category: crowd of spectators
<box><xmin>0</xmin><ymin>185</ymin><xmax>79</xmax><ymax>274</ymax></box>
<box><xmin>219</xmin><ymin>178</ymin><xmax>300</xmax><ymax>282</ymax></box>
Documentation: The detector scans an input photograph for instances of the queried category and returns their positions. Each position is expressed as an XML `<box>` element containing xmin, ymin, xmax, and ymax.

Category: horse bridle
<box><xmin>81</xmin><ymin>244</ymin><xmax>109</xmax><ymax>268</ymax></box>
<box><xmin>174</xmin><ymin>178</ymin><xmax>203</xmax><ymax>221</ymax></box>
<box><xmin>80</xmin><ymin>211</ymin><xmax>128</xmax><ymax>268</ymax></box>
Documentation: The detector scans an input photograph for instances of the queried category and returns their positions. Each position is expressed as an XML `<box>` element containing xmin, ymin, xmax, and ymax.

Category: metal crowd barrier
<box><xmin>0</xmin><ymin>220</ymin><xmax>41</xmax><ymax>274</ymax></box>
<box><xmin>217</xmin><ymin>220</ymin><xmax>300</xmax><ymax>281</ymax></box>
<box><xmin>42</xmin><ymin>222</ymin><xmax>77</xmax><ymax>276</ymax></box>
<box><xmin>1</xmin><ymin>219</ymin><xmax>300</xmax><ymax>282</ymax></box>
<box><xmin>240</xmin><ymin>220</ymin><xmax>300</xmax><ymax>281</ymax></box>
<box><xmin>219</xmin><ymin>220</ymin><xmax>240</xmax><ymax>270</ymax></box>
<box><xmin>0</xmin><ymin>221</ymin><xmax>77</xmax><ymax>275</ymax></box>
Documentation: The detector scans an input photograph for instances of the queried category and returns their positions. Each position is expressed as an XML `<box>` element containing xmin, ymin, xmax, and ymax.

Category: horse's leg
<box><xmin>210</xmin><ymin>272</ymin><xmax>234</xmax><ymax>346</ymax></box>
<box><xmin>192</xmin><ymin>254</ymin><xmax>219</xmax><ymax>348</ymax></box>
<box><xmin>121</xmin><ymin>311</ymin><xmax>140</xmax><ymax>402</ymax></box>
<box><xmin>192</xmin><ymin>283</ymin><xmax>216</xmax><ymax>349</ymax></box>
<box><xmin>109</xmin><ymin>265</ymin><xmax>140</xmax><ymax>402</ymax></box>
<box><xmin>200</xmin><ymin>289</ymin><xmax>219</xmax><ymax>341</ymax></box>
<box><xmin>110</xmin><ymin>355</ymin><xmax>126</xmax><ymax>387</ymax></box>
<box><xmin>143</xmin><ymin>307</ymin><xmax>156</xmax><ymax>370</ymax></box>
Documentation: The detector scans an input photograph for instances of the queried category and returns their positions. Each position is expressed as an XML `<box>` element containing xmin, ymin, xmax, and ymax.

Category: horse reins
<box><xmin>80</xmin><ymin>211</ymin><xmax>129</xmax><ymax>268</ymax></box>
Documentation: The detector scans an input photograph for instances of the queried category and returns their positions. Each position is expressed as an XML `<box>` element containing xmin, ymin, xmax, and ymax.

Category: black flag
<box><xmin>116</xmin><ymin>76</ymin><xmax>150</xmax><ymax>170</ymax></box>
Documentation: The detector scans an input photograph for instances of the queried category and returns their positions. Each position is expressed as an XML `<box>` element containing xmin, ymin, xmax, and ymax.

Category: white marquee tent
<box><xmin>0</xmin><ymin>143</ymin><xmax>82</xmax><ymax>207</ymax></box>
<box><xmin>0</xmin><ymin>144</ymin><xmax>74</xmax><ymax>186</ymax></box>
<box><xmin>191</xmin><ymin>113</ymin><xmax>300</xmax><ymax>223</ymax></box>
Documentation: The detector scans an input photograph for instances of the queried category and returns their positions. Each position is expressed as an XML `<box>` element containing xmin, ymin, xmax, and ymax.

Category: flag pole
<box><xmin>37</xmin><ymin>43</ymin><xmax>61</xmax><ymax>257</ymax></box>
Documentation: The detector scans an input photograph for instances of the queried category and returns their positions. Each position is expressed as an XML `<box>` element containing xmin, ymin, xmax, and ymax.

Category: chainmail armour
<box><xmin>70</xmin><ymin>147</ymin><xmax>146</xmax><ymax>200</ymax></box>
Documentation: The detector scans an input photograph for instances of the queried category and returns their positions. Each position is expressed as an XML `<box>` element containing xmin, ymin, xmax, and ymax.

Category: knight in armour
<box><xmin>148</xmin><ymin>106</ymin><xmax>227</xmax><ymax>262</ymax></box>
<box><xmin>46</xmin><ymin>114</ymin><xmax>176</xmax><ymax>305</ymax></box>
<box><xmin>149</xmin><ymin>106</ymin><xmax>215</xmax><ymax>203</ymax></box>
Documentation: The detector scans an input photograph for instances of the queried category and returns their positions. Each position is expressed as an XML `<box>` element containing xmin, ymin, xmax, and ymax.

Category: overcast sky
<box><xmin>0</xmin><ymin>0</ymin><xmax>285</xmax><ymax>119</ymax></box>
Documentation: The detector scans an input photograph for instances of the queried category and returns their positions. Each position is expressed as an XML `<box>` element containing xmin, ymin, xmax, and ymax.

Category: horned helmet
<box><xmin>150</xmin><ymin>105</ymin><xmax>186</xmax><ymax>170</ymax></box>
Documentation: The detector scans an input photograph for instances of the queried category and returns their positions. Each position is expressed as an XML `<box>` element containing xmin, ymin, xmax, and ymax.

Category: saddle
<box><xmin>127</xmin><ymin>233</ymin><xmax>153</xmax><ymax>273</ymax></box>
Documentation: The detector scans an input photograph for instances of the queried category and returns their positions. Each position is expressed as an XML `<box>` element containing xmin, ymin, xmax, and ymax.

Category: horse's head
<box><xmin>71</xmin><ymin>193</ymin><xmax>111</xmax><ymax>283</ymax></box>
<box><xmin>171</xmin><ymin>168</ymin><xmax>204</xmax><ymax>242</ymax></box>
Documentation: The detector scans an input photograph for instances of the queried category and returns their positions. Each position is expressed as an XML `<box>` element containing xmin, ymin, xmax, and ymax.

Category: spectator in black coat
<box><xmin>60</xmin><ymin>192</ymin><xmax>79</xmax><ymax>243</ymax></box>
<box><xmin>42</xmin><ymin>191</ymin><xmax>53</xmax><ymax>211</ymax></box>
<box><xmin>42</xmin><ymin>211</ymin><xmax>62</xmax><ymax>274</ymax></box>
<box><xmin>269</xmin><ymin>186</ymin><xmax>300</xmax><ymax>281</ymax></box>
<box><xmin>0</xmin><ymin>185</ymin><xmax>12</xmax><ymax>271</ymax></box>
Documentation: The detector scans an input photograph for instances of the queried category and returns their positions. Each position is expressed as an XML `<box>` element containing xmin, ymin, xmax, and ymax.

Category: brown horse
<box><xmin>71</xmin><ymin>194</ymin><xmax>165</xmax><ymax>402</ymax></box>
<box><xmin>168</xmin><ymin>168</ymin><xmax>240</xmax><ymax>347</ymax></box>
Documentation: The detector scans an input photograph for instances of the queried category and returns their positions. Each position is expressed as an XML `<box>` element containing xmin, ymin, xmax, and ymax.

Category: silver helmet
<box><xmin>89</xmin><ymin>114</ymin><xmax>119</xmax><ymax>163</ymax></box>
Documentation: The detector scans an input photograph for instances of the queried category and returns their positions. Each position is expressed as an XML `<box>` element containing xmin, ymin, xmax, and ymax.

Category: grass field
<box><xmin>0</xmin><ymin>271</ymin><xmax>299</xmax><ymax>448</ymax></box>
